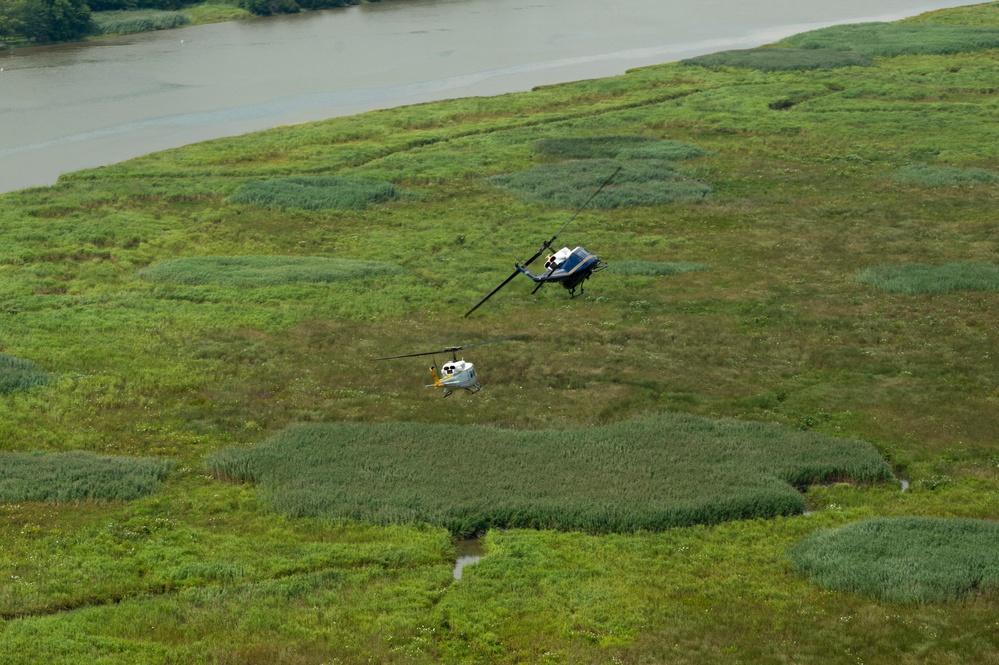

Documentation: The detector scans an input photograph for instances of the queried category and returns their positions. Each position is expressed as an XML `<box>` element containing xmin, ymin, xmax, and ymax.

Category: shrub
<box><xmin>235</xmin><ymin>0</ymin><xmax>300</xmax><ymax>15</ymax></box>
<box><xmin>681</xmin><ymin>48</ymin><xmax>872</xmax><ymax>71</ymax></box>
<box><xmin>791</xmin><ymin>517</ymin><xmax>999</xmax><ymax>603</ymax></box>
<box><xmin>0</xmin><ymin>451</ymin><xmax>173</xmax><ymax>501</ymax></box>
<box><xmin>779</xmin><ymin>22</ymin><xmax>999</xmax><ymax>57</ymax></box>
<box><xmin>892</xmin><ymin>164</ymin><xmax>999</xmax><ymax>187</ymax></box>
<box><xmin>0</xmin><ymin>354</ymin><xmax>49</xmax><ymax>394</ymax></box>
<box><xmin>90</xmin><ymin>9</ymin><xmax>189</xmax><ymax>34</ymax></box>
<box><xmin>137</xmin><ymin>255</ymin><xmax>407</xmax><ymax>288</ymax></box>
<box><xmin>205</xmin><ymin>412</ymin><xmax>894</xmax><ymax>536</ymax></box>
<box><xmin>856</xmin><ymin>262</ymin><xmax>999</xmax><ymax>294</ymax></box>
<box><xmin>230</xmin><ymin>176</ymin><xmax>408</xmax><ymax>210</ymax></box>
<box><xmin>611</xmin><ymin>260</ymin><xmax>708</xmax><ymax>276</ymax></box>
<box><xmin>491</xmin><ymin>159</ymin><xmax>710</xmax><ymax>208</ymax></box>
<box><xmin>534</xmin><ymin>136</ymin><xmax>708</xmax><ymax>161</ymax></box>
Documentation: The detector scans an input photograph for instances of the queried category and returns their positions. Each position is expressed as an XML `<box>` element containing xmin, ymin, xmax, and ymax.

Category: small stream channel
<box><xmin>452</xmin><ymin>538</ymin><xmax>484</xmax><ymax>580</ymax></box>
<box><xmin>452</xmin><ymin>479</ymin><xmax>909</xmax><ymax>574</ymax></box>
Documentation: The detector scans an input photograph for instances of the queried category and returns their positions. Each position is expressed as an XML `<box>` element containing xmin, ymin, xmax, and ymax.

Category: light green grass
<box><xmin>856</xmin><ymin>262</ymin><xmax>999</xmax><ymax>294</ymax></box>
<box><xmin>137</xmin><ymin>255</ymin><xmax>407</xmax><ymax>287</ymax></box>
<box><xmin>229</xmin><ymin>175</ymin><xmax>409</xmax><ymax>210</ymax></box>
<box><xmin>90</xmin><ymin>10</ymin><xmax>191</xmax><ymax>35</ymax></box>
<box><xmin>205</xmin><ymin>412</ymin><xmax>894</xmax><ymax>536</ymax></box>
<box><xmin>181</xmin><ymin>2</ymin><xmax>252</xmax><ymax>24</ymax></box>
<box><xmin>791</xmin><ymin>516</ymin><xmax>999</xmax><ymax>603</ymax></box>
<box><xmin>0</xmin><ymin>451</ymin><xmax>173</xmax><ymax>501</ymax></box>
<box><xmin>681</xmin><ymin>48</ymin><xmax>873</xmax><ymax>70</ymax></box>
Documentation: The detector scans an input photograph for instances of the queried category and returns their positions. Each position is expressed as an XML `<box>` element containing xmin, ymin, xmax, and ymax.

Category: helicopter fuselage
<box><xmin>516</xmin><ymin>246</ymin><xmax>605</xmax><ymax>295</ymax></box>
<box><xmin>429</xmin><ymin>359</ymin><xmax>481</xmax><ymax>397</ymax></box>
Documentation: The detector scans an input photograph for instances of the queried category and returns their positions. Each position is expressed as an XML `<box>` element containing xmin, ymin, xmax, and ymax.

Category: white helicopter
<box><xmin>374</xmin><ymin>335</ymin><xmax>525</xmax><ymax>397</ymax></box>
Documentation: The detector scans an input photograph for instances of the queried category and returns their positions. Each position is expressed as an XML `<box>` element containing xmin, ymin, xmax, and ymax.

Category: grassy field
<box><xmin>1</xmin><ymin>2</ymin><xmax>999</xmax><ymax>662</ymax></box>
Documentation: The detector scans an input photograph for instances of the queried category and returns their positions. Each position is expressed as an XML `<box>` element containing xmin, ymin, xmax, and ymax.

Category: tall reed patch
<box><xmin>856</xmin><ymin>262</ymin><xmax>999</xmax><ymax>294</ymax></box>
<box><xmin>229</xmin><ymin>175</ymin><xmax>408</xmax><ymax>210</ymax></box>
<box><xmin>0</xmin><ymin>355</ymin><xmax>49</xmax><ymax>394</ymax></box>
<box><xmin>90</xmin><ymin>10</ymin><xmax>191</xmax><ymax>35</ymax></box>
<box><xmin>779</xmin><ymin>22</ymin><xmax>999</xmax><ymax>56</ymax></box>
<box><xmin>0</xmin><ymin>451</ymin><xmax>173</xmax><ymax>501</ymax></box>
<box><xmin>490</xmin><ymin>158</ymin><xmax>710</xmax><ymax>208</ymax></box>
<box><xmin>791</xmin><ymin>517</ymin><xmax>999</xmax><ymax>603</ymax></box>
<box><xmin>681</xmin><ymin>48</ymin><xmax>872</xmax><ymax>70</ymax></box>
<box><xmin>892</xmin><ymin>164</ymin><xmax>999</xmax><ymax>187</ymax></box>
<box><xmin>205</xmin><ymin>412</ymin><xmax>893</xmax><ymax>536</ymax></box>
<box><xmin>138</xmin><ymin>255</ymin><xmax>407</xmax><ymax>287</ymax></box>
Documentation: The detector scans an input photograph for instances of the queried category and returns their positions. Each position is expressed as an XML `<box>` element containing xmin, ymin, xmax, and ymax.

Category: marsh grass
<box><xmin>229</xmin><ymin>175</ymin><xmax>409</xmax><ymax>210</ymax></box>
<box><xmin>534</xmin><ymin>136</ymin><xmax>709</xmax><ymax>160</ymax></box>
<box><xmin>91</xmin><ymin>10</ymin><xmax>191</xmax><ymax>35</ymax></box>
<box><xmin>610</xmin><ymin>260</ymin><xmax>708</xmax><ymax>276</ymax></box>
<box><xmin>790</xmin><ymin>517</ymin><xmax>999</xmax><ymax>603</ymax></box>
<box><xmin>681</xmin><ymin>48</ymin><xmax>873</xmax><ymax>70</ymax></box>
<box><xmin>205</xmin><ymin>412</ymin><xmax>893</xmax><ymax>536</ymax></box>
<box><xmin>779</xmin><ymin>22</ymin><xmax>999</xmax><ymax>56</ymax></box>
<box><xmin>1</xmin><ymin>2</ymin><xmax>999</xmax><ymax>661</ymax></box>
<box><xmin>0</xmin><ymin>355</ymin><xmax>49</xmax><ymax>394</ymax></box>
<box><xmin>0</xmin><ymin>451</ymin><xmax>173</xmax><ymax>501</ymax></box>
<box><xmin>490</xmin><ymin>158</ymin><xmax>711</xmax><ymax>207</ymax></box>
<box><xmin>856</xmin><ymin>262</ymin><xmax>999</xmax><ymax>294</ymax></box>
<box><xmin>138</xmin><ymin>255</ymin><xmax>407</xmax><ymax>287</ymax></box>
<box><xmin>892</xmin><ymin>164</ymin><xmax>999</xmax><ymax>187</ymax></box>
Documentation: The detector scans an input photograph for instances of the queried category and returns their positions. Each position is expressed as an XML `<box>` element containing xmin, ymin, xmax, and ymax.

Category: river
<box><xmin>0</xmin><ymin>0</ymin><xmax>976</xmax><ymax>193</ymax></box>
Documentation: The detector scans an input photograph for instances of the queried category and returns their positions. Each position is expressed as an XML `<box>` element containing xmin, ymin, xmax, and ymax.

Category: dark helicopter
<box><xmin>374</xmin><ymin>334</ymin><xmax>525</xmax><ymax>397</ymax></box>
<box><xmin>465</xmin><ymin>167</ymin><xmax>619</xmax><ymax>317</ymax></box>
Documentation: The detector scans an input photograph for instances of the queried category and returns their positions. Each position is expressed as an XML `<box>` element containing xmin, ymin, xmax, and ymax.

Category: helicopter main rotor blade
<box><xmin>375</xmin><ymin>334</ymin><xmax>526</xmax><ymax>360</ymax></box>
<box><xmin>464</xmin><ymin>267</ymin><xmax>521</xmax><ymax>317</ymax></box>
<box><xmin>374</xmin><ymin>349</ymin><xmax>454</xmax><ymax>360</ymax></box>
<box><xmin>544</xmin><ymin>165</ymin><xmax>621</xmax><ymax>250</ymax></box>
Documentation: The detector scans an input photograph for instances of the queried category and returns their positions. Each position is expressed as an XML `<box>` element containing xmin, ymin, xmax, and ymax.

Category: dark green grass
<box><xmin>0</xmin><ymin>451</ymin><xmax>173</xmax><ymax>502</ymax></box>
<box><xmin>205</xmin><ymin>412</ymin><xmax>894</xmax><ymax>536</ymax></box>
<box><xmin>90</xmin><ymin>10</ymin><xmax>191</xmax><ymax>35</ymax></box>
<box><xmin>534</xmin><ymin>136</ymin><xmax>709</xmax><ymax>160</ymax></box>
<box><xmin>490</xmin><ymin>158</ymin><xmax>711</xmax><ymax>208</ymax></box>
<box><xmin>681</xmin><ymin>48</ymin><xmax>873</xmax><ymax>71</ymax></box>
<box><xmin>791</xmin><ymin>517</ymin><xmax>999</xmax><ymax>603</ymax></box>
<box><xmin>892</xmin><ymin>164</ymin><xmax>999</xmax><ymax>187</ymax></box>
<box><xmin>779</xmin><ymin>22</ymin><xmax>999</xmax><ymax>57</ymax></box>
<box><xmin>137</xmin><ymin>255</ymin><xmax>407</xmax><ymax>287</ymax></box>
<box><xmin>229</xmin><ymin>175</ymin><xmax>409</xmax><ymax>210</ymax></box>
<box><xmin>856</xmin><ymin>262</ymin><xmax>999</xmax><ymax>294</ymax></box>
<box><xmin>0</xmin><ymin>355</ymin><xmax>49</xmax><ymax>394</ymax></box>
<box><xmin>610</xmin><ymin>260</ymin><xmax>708</xmax><ymax>276</ymax></box>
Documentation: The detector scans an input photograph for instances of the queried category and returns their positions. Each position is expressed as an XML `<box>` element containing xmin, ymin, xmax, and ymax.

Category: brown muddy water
<box><xmin>453</xmin><ymin>538</ymin><xmax>484</xmax><ymax>580</ymax></box>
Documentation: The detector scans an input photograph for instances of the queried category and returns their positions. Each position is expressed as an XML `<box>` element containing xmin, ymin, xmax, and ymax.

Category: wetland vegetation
<box><xmin>1</xmin><ymin>3</ymin><xmax>998</xmax><ymax>662</ymax></box>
